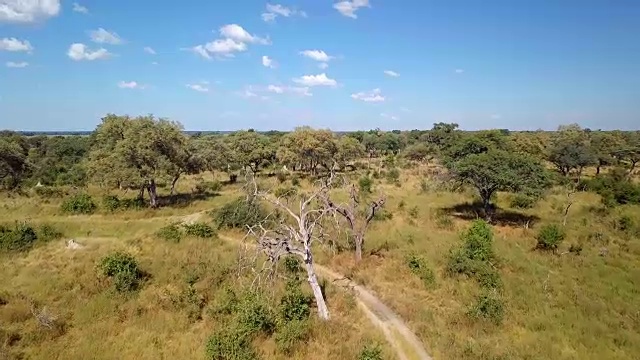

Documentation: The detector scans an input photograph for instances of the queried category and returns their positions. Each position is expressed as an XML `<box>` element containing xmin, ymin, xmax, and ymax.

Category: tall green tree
<box><xmin>450</xmin><ymin>150</ymin><xmax>550</xmax><ymax>220</ymax></box>
<box><xmin>0</xmin><ymin>133</ymin><xmax>30</xmax><ymax>190</ymax></box>
<box><xmin>276</xmin><ymin>127</ymin><xmax>338</xmax><ymax>173</ymax></box>
<box><xmin>226</xmin><ymin>130</ymin><xmax>272</xmax><ymax>174</ymax></box>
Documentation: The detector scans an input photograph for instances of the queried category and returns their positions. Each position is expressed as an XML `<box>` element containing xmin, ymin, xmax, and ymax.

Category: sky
<box><xmin>0</xmin><ymin>0</ymin><xmax>639</xmax><ymax>131</ymax></box>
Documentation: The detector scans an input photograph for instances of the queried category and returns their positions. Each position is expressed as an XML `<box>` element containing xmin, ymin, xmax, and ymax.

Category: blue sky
<box><xmin>0</xmin><ymin>0</ymin><xmax>639</xmax><ymax>131</ymax></box>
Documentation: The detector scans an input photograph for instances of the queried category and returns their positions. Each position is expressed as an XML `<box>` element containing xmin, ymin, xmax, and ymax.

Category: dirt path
<box><xmin>182</xmin><ymin>208</ymin><xmax>431</xmax><ymax>359</ymax></box>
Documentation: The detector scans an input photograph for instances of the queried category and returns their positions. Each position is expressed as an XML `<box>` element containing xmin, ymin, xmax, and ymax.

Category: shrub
<box><xmin>535</xmin><ymin>224</ymin><xmax>565</xmax><ymax>251</ymax></box>
<box><xmin>460</xmin><ymin>220</ymin><xmax>495</xmax><ymax>262</ymax></box>
<box><xmin>99</xmin><ymin>252</ymin><xmax>143</xmax><ymax>292</ymax></box>
<box><xmin>358</xmin><ymin>176</ymin><xmax>373</xmax><ymax>194</ymax></box>
<box><xmin>236</xmin><ymin>293</ymin><xmax>275</xmax><ymax>336</ymax></box>
<box><xmin>585</xmin><ymin>171</ymin><xmax>640</xmax><ymax>206</ymax></box>
<box><xmin>467</xmin><ymin>292</ymin><xmax>505</xmax><ymax>325</ymax></box>
<box><xmin>614</xmin><ymin>215</ymin><xmax>634</xmax><ymax>232</ymax></box>
<box><xmin>475</xmin><ymin>265</ymin><xmax>502</xmax><ymax>290</ymax></box>
<box><xmin>0</xmin><ymin>222</ymin><xmax>38</xmax><ymax>252</ymax></box>
<box><xmin>386</xmin><ymin>168</ymin><xmax>400</xmax><ymax>184</ymax></box>
<box><xmin>37</xmin><ymin>224</ymin><xmax>63</xmax><ymax>242</ymax></box>
<box><xmin>509</xmin><ymin>194</ymin><xmax>536</xmax><ymax>209</ymax></box>
<box><xmin>195</xmin><ymin>180</ymin><xmax>222</xmax><ymax>194</ymax></box>
<box><xmin>408</xmin><ymin>206</ymin><xmax>419</xmax><ymax>219</ymax></box>
<box><xmin>372</xmin><ymin>208</ymin><xmax>393</xmax><ymax>221</ymax></box>
<box><xmin>34</xmin><ymin>186</ymin><xmax>65</xmax><ymax>198</ymax></box>
<box><xmin>291</xmin><ymin>177</ymin><xmax>300</xmax><ymax>187</ymax></box>
<box><xmin>274</xmin><ymin>186</ymin><xmax>297</xmax><ymax>199</ymax></box>
<box><xmin>275</xmin><ymin>171</ymin><xmax>288</xmax><ymax>183</ymax></box>
<box><xmin>213</xmin><ymin>197</ymin><xmax>266</xmax><ymax>229</ymax></box>
<box><xmin>406</xmin><ymin>253</ymin><xmax>436</xmax><ymax>287</ymax></box>
<box><xmin>119</xmin><ymin>197</ymin><xmax>145</xmax><ymax>210</ymax></box>
<box><xmin>102</xmin><ymin>195</ymin><xmax>121</xmax><ymax>212</ymax></box>
<box><xmin>275</xmin><ymin>320</ymin><xmax>310</xmax><ymax>354</ymax></box>
<box><xmin>61</xmin><ymin>194</ymin><xmax>97</xmax><ymax>214</ymax></box>
<box><xmin>205</xmin><ymin>328</ymin><xmax>258</xmax><ymax>360</ymax></box>
<box><xmin>279</xmin><ymin>281</ymin><xmax>312</xmax><ymax>323</ymax></box>
<box><xmin>156</xmin><ymin>223</ymin><xmax>183</xmax><ymax>243</ymax></box>
<box><xmin>183</xmin><ymin>222</ymin><xmax>216</xmax><ymax>238</ymax></box>
<box><xmin>357</xmin><ymin>343</ymin><xmax>384</xmax><ymax>360</ymax></box>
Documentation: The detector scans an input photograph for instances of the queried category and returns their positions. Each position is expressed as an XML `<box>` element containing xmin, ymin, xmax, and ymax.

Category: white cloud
<box><xmin>186</xmin><ymin>84</ymin><xmax>209</xmax><ymax>92</ymax></box>
<box><xmin>318</xmin><ymin>62</ymin><xmax>329</xmax><ymax>69</ymax></box>
<box><xmin>72</xmin><ymin>2</ymin><xmax>88</xmax><ymax>14</ymax></box>
<box><xmin>384</xmin><ymin>70</ymin><xmax>400</xmax><ymax>77</ymax></box>
<box><xmin>6</xmin><ymin>61</ymin><xmax>28</xmax><ymax>68</ymax></box>
<box><xmin>187</xmin><ymin>45</ymin><xmax>211</xmax><ymax>59</ymax></box>
<box><xmin>118</xmin><ymin>81</ymin><xmax>143</xmax><ymax>89</ymax></box>
<box><xmin>334</xmin><ymin>0</ymin><xmax>370</xmax><ymax>19</ymax></box>
<box><xmin>380</xmin><ymin>113</ymin><xmax>399</xmax><ymax>121</ymax></box>
<box><xmin>67</xmin><ymin>43</ymin><xmax>111</xmax><ymax>61</ymax></box>
<box><xmin>262</xmin><ymin>55</ymin><xmax>276</xmax><ymax>68</ymax></box>
<box><xmin>205</xmin><ymin>38</ymin><xmax>247</xmax><ymax>57</ymax></box>
<box><xmin>293</xmin><ymin>73</ymin><xmax>337</xmax><ymax>87</ymax></box>
<box><xmin>0</xmin><ymin>0</ymin><xmax>60</xmax><ymax>23</ymax></box>
<box><xmin>262</xmin><ymin>3</ymin><xmax>306</xmax><ymax>22</ymax></box>
<box><xmin>351</xmin><ymin>88</ymin><xmax>385</xmax><ymax>102</ymax></box>
<box><xmin>267</xmin><ymin>84</ymin><xmax>312</xmax><ymax>97</ymax></box>
<box><xmin>89</xmin><ymin>28</ymin><xmax>123</xmax><ymax>45</ymax></box>
<box><xmin>219</xmin><ymin>24</ymin><xmax>269</xmax><ymax>45</ymax></box>
<box><xmin>300</xmin><ymin>49</ymin><xmax>333</xmax><ymax>62</ymax></box>
<box><xmin>0</xmin><ymin>37</ymin><xmax>33</xmax><ymax>52</ymax></box>
<box><xmin>455</xmin><ymin>68</ymin><xmax>464</xmax><ymax>74</ymax></box>
<box><xmin>143</xmin><ymin>46</ymin><xmax>156</xmax><ymax>55</ymax></box>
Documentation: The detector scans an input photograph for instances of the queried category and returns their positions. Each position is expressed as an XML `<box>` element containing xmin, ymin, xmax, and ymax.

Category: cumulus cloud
<box><xmin>300</xmin><ymin>49</ymin><xmax>333</xmax><ymax>62</ymax></box>
<box><xmin>6</xmin><ymin>61</ymin><xmax>28</xmax><ymax>68</ymax></box>
<box><xmin>118</xmin><ymin>81</ymin><xmax>144</xmax><ymax>89</ymax></box>
<box><xmin>0</xmin><ymin>37</ymin><xmax>33</xmax><ymax>52</ymax></box>
<box><xmin>189</xmin><ymin>24</ymin><xmax>268</xmax><ymax>60</ymax></box>
<box><xmin>351</xmin><ymin>88</ymin><xmax>385</xmax><ymax>102</ymax></box>
<box><xmin>89</xmin><ymin>28</ymin><xmax>123</xmax><ymax>45</ymax></box>
<box><xmin>262</xmin><ymin>3</ymin><xmax>306</xmax><ymax>23</ymax></box>
<box><xmin>0</xmin><ymin>0</ymin><xmax>61</xmax><ymax>23</ymax></box>
<box><xmin>186</xmin><ymin>83</ymin><xmax>209</xmax><ymax>92</ymax></box>
<box><xmin>293</xmin><ymin>73</ymin><xmax>337</xmax><ymax>87</ymax></box>
<box><xmin>262</xmin><ymin>55</ymin><xmax>276</xmax><ymax>68</ymax></box>
<box><xmin>67</xmin><ymin>43</ymin><xmax>111</xmax><ymax>61</ymax></box>
<box><xmin>143</xmin><ymin>46</ymin><xmax>156</xmax><ymax>55</ymax></box>
<box><xmin>72</xmin><ymin>2</ymin><xmax>88</xmax><ymax>14</ymax></box>
<box><xmin>219</xmin><ymin>24</ymin><xmax>269</xmax><ymax>45</ymax></box>
<box><xmin>384</xmin><ymin>70</ymin><xmax>400</xmax><ymax>77</ymax></box>
<box><xmin>334</xmin><ymin>0</ymin><xmax>370</xmax><ymax>19</ymax></box>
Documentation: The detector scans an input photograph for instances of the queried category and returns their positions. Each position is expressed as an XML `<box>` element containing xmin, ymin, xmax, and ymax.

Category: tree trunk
<box><xmin>482</xmin><ymin>197</ymin><xmax>493</xmax><ymax>222</ymax></box>
<box><xmin>170</xmin><ymin>175</ymin><xmax>179</xmax><ymax>196</ymax></box>
<box><xmin>139</xmin><ymin>185</ymin><xmax>145</xmax><ymax>200</ymax></box>
<box><xmin>305</xmin><ymin>259</ymin><xmax>329</xmax><ymax>320</ymax></box>
<box><xmin>596</xmin><ymin>165</ymin><xmax>601</xmax><ymax>175</ymax></box>
<box><xmin>147</xmin><ymin>179</ymin><xmax>158</xmax><ymax>208</ymax></box>
<box><xmin>355</xmin><ymin>234</ymin><xmax>364</xmax><ymax>262</ymax></box>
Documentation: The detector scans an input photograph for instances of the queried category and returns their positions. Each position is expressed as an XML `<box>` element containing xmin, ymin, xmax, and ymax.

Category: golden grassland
<box><xmin>2</xmin><ymin>166</ymin><xmax>640</xmax><ymax>360</ymax></box>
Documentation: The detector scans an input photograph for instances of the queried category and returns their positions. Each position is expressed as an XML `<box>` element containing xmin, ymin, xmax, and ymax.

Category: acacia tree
<box><xmin>248</xmin><ymin>174</ymin><xmax>335</xmax><ymax>320</ymax></box>
<box><xmin>226</xmin><ymin>130</ymin><xmax>272</xmax><ymax>174</ymax></box>
<box><xmin>402</xmin><ymin>142</ymin><xmax>435</xmax><ymax>164</ymax></box>
<box><xmin>548</xmin><ymin>124</ymin><xmax>596</xmax><ymax>178</ymax></box>
<box><xmin>614</xmin><ymin>132</ymin><xmax>640</xmax><ymax>177</ymax></box>
<box><xmin>276</xmin><ymin>127</ymin><xmax>338</xmax><ymax>173</ymax></box>
<box><xmin>450</xmin><ymin>150</ymin><xmax>550</xmax><ymax>220</ymax></box>
<box><xmin>590</xmin><ymin>131</ymin><xmax>625</xmax><ymax>175</ymax></box>
<box><xmin>0</xmin><ymin>134</ymin><xmax>30</xmax><ymax>190</ymax></box>
<box><xmin>192</xmin><ymin>135</ymin><xmax>237</xmax><ymax>181</ymax></box>
<box><xmin>322</xmin><ymin>184</ymin><xmax>385</xmax><ymax>261</ymax></box>
<box><xmin>86</xmin><ymin>114</ymin><xmax>188</xmax><ymax>207</ymax></box>
<box><xmin>335</xmin><ymin>136</ymin><xmax>365</xmax><ymax>170</ymax></box>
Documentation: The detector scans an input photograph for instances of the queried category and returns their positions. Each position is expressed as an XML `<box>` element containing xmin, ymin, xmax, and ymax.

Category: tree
<box><xmin>548</xmin><ymin>124</ymin><xmax>596</xmax><ymax>178</ymax></box>
<box><xmin>322</xmin><ymin>184</ymin><xmax>385</xmax><ymax>261</ymax></box>
<box><xmin>86</xmin><ymin>114</ymin><xmax>188</xmax><ymax>207</ymax></box>
<box><xmin>614</xmin><ymin>132</ymin><xmax>640</xmax><ymax>177</ymax></box>
<box><xmin>402</xmin><ymin>142</ymin><xmax>435</xmax><ymax>163</ymax></box>
<box><xmin>425</xmin><ymin>122</ymin><xmax>460</xmax><ymax>150</ymax></box>
<box><xmin>450</xmin><ymin>150</ymin><xmax>550</xmax><ymax>220</ymax></box>
<box><xmin>192</xmin><ymin>135</ymin><xmax>236</xmax><ymax>180</ymax></box>
<box><xmin>248</xmin><ymin>174</ymin><xmax>335</xmax><ymax>320</ymax></box>
<box><xmin>590</xmin><ymin>131</ymin><xmax>625</xmax><ymax>175</ymax></box>
<box><xmin>335</xmin><ymin>136</ymin><xmax>365</xmax><ymax>169</ymax></box>
<box><xmin>0</xmin><ymin>134</ymin><xmax>30</xmax><ymax>190</ymax></box>
<box><xmin>226</xmin><ymin>131</ymin><xmax>272</xmax><ymax>174</ymax></box>
<box><xmin>27</xmin><ymin>136</ymin><xmax>89</xmax><ymax>186</ymax></box>
<box><xmin>276</xmin><ymin>127</ymin><xmax>338</xmax><ymax>173</ymax></box>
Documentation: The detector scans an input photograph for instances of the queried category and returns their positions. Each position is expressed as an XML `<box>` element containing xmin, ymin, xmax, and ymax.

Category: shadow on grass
<box><xmin>158</xmin><ymin>192</ymin><xmax>220</xmax><ymax>208</ymax></box>
<box><xmin>442</xmin><ymin>201</ymin><xmax>540</xmax><ymax>227</ymax></box>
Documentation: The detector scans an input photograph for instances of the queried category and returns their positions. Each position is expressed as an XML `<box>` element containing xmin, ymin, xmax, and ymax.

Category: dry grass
<box><xmin>2</xmin><ymin>167</ymin><xmax>640</xmax><ymax>359</ymax></box>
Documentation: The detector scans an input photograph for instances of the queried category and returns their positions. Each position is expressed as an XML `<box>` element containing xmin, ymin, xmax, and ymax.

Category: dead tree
<box><xmin>322</xmin><ymin>184</ymin><xmax>385</xmax><ymax>261</ymax></box>
<box><xmin>563</xmin><ymin>188</ymin><xmax>576</xmax><ymax>226</ymax></box>
<box><xmin>247</xmin><ymin>174</ymin><xmax>334</xmax><ymax>320</ymax></box>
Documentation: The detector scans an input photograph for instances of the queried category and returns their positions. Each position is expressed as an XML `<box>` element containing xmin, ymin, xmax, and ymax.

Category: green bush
<box><xmin>475</xmin><ymin>265</ymin><xmax>502</xmax><ymax>290</ymax></box>
<box><xmin>195</xmin><ymin>180</ymin><xmax>222</xmax><ymax>194</ymax></box>
<box><xmin>535</xmin><ymin>224</ymin><xmax>565</xmax><ymax>251</ymax></box>
<box><xmin>236</xmin><ymin>293</ymin><xmax>275</xmax><ymax>336</ymax></box>
<box><xmin>0</xmin><ymin>222</ymin><xmax>38</xmax><ymax>252</ymax></box>
<box><xmin>279</xmin><ymin>281</ymin><xmax>312</xmax><ymax>323</ymax></box>
<box><xmin>102</xmin><ymin>195</ymin><xmax>121</xmax><ymax>212</ymax></box>
<box><xmin>357</xmin><ymin>343</ymin><xmax>384</xmax><ymax>360</ymax></box>
<box><xmin>205</xmin><ymin>328</ymin><xmax>258</xmax><ymax>360</ymax></box>
<box><xmin>274</xmin><ymin>186</ymin><xmax>297</xmax><ymax>199</ymax></box>
<box><xmin>212</xmin><ymin>197</ymin><xmax>266</xmax><ymax>229</ymax></box>
<box><xmin>37</xmin><ymin>223</ymin><xmax>63</xmax><ymax>242</ymax></box>
<box><xmin>386</xmin><ymin>168</ymin><xmax>400</xmax><ymax>184</ymax></box>
<box><xmin>61</xmin><ymin>193</ymin><xmax>97</xmax><ymax>214</ymax></box>
<box><xmin>509</xmin><ymin>194</ymin><xmax>536</xmax><ymax>209</ymax></box>
<box><xmin>291</xmin><ymin>177</ymin><xmax>300</xmax><ymax>187</ymax></box>
<box><xmin>585</xmin><ymin>171</ymin><xmax>640</xmax><ymax>206</ymax></box>
<box><xmin>183</xmin><ymin>222</ymin><xmax>216</xmax><ymax>238</ymax></box>
<box><xmin>358</xmin><ymin>176</ymin><xmax>373</xmax><ymax>194</ymax></box>
<box><xmin>614</xmin><ymin>215</ymin><xmax>634</xmax><ymax>232</ymax></box>
<box><xmin>406</xmin><ymin>253</ymin><xmax>436</xmax><ymax>287</ymax></box>
<box><xmin>372</xmin><ymin>209</ymin><xmax>393</xmax><ymax>222</ymax></box>
<box><xmin>34</xmin><ymin>186</ymin><xmax>65</xmax><ymax>198</ymax></box>
<box><xmin>156</xmin><ymin>223</ymin><xmax>183</xmax><ymax>243</ymax></box>
<box><xmin>99</xmin><ymin>252</ymin><xmax>143</xmax><ymax>292</ymax></box>
<box><xmin>275</xmin><ymin>319</ymin><xmax>310</xmax><ymax>354</ymax></box>
<box><xmin>467</xmin><ymin>292</ymin><xmax>505</xmax><ymax>325</ymax></box>
<box><xmin>119</xmin><ymin>197</ymin><xmax>145</xmax><ymax>210</ymax></box>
